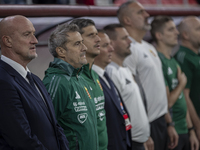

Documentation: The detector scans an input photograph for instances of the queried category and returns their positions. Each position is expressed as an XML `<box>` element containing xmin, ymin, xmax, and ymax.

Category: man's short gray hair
<box><xmin>48</xmin><ymin>23</ymin><xmax>80</xmax><ymax>57</ymax></box>
<box><xmin>117</xmin><ymin>0</ymin><xmax>137</xmax><ymax>26</ymax></box>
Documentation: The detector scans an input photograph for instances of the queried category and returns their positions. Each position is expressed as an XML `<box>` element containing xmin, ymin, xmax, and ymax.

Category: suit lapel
<box><xmin>0</xmin><ymin>60</ymin><xmax>53</xmax><ymax>124</ymax></box>
<box><xmin>32</xmin><ymin>74</ymin><xmax>60</xmax><ymax>146</ymax></box>
<box><xmin>99</xmin><ymin>77</ymin><xmax>123</xmax><ymax>116</ymax></box>
<box><xmin>32</xmin><ymin>74</ymin><xmax>55</xmax><ymax>123</ymax></box>
<box><xmin>15</xmin><ymin>73</ymin><xmax>53</xmax><ymax>125</ymax></box>
<box><xmin>14</xmin><ymin>75</ymin><xmax>40</xmax><ymax>100</ymax></box>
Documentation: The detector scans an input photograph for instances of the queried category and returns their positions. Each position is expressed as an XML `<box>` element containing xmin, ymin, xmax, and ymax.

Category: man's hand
<box><xmin>196</xmin><ymin>128</ymin><xmax>200</xmax><ymax>143</ymax></box>
<box><xmin>167</xmin><ymin>126</ymin><xmax>179</xmax><ymax>149</ymax></box>
<box><xmin>177</xmin><ymin>67</ymin><xmax>187</xmax><ymax>88</ymax></box>
<box><xmin>190</xmin><ymin>130</ymin><xmax>199</xmax><ymax>150</ymax></box>
<box><xmin>144</xmin><ymin>136</ymin><xmax>154</xmax><ymax>150</ymax></box>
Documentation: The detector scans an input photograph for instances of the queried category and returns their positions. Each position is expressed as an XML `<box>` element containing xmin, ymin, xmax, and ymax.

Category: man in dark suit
<box><xmin>93</xmin><ymin>30</ymin><xmax>132</xmax><ymax>150</ymax></box>
<box><xmin>0</xmin><ymin>15</ymin><xmax>69</xmax><ymax>150</ymax></box>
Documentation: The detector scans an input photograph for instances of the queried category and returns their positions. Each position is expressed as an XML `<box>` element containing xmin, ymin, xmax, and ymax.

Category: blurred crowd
<box><xmin>0</xmin><ymin>0</ymin><xmax>200</xmax><ymax>5</ymax></box>
<box><xmin>0</xmin><ymin>0</ymin><xmax>113</xmax><ymax>5</ymax></box>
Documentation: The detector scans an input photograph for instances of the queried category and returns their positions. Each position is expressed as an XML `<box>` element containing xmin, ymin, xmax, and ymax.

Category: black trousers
<box><xmin>131</xmin><ymin>141</ymin><xmax>145</xmax><ymax>150</ymax></box>
<box><xmin>172</xmin><ymin>134</ymin><xmax>190</xmax><ymax>150</ymax></box>
<box><xmin>150</xmin><ymin>115</ymin><xmax>168</xmax><ymax>150</ymax></box>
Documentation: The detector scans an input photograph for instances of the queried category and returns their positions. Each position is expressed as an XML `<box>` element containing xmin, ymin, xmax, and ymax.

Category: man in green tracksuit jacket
<box><xmin>70</xmin><ymin>19</ymin><xmax>108</xmax><ymax>150</ymax></box>
<box><xmin>43</xmin><ymin>23</ymin><xmax>99</xmax><ymax>150</ymax></box>
<box><xmin>151</xmin><ymin>15</ymin><xmax>199</xmax><ymax>149</ymax></box>
<box><xmin>81</xmin><ymin>63</ymin><xmax>107</xmax><ymax>149</ymax></box>
<box><xmin>175</xmin><ymin>16</ymin><xmax>200</xmax><ymax>144</ymax></box>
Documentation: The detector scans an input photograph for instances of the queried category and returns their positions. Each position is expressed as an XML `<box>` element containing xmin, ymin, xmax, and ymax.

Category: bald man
<box><xmin>175</xmin><ymin>16</ymin><xmax>200</xmax><ymax>144</ymax></box>
<box><xmin>0</xmin><ymin>15</ymin><xmax>69</xmax><ymax>150</ymax></box>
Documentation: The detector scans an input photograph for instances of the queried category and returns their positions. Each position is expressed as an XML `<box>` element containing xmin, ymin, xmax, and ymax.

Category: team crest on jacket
<box><xmin>98</xmin><ymin>111</ymin><xmax>105</xmax><ymax>121</ymax></box>
<box><xmin>77</xmin><ymin>113</ymin><xmax>88</xmax><ymax>124</ymax></box>
<box><xmin>167</xmin><ymin>67</ymin><xmax>173</xmax><ymax>75</ymax></box>
<box><xmin>75</xmin><ymin>91</ymin><xmax>81</xmax><ymax>99</ymax></box>
<box><xmin>84</xmin><ymin>86</ymin><xmax>92</xmax><ymax>99</ymax></box>
<box><xmin>149</xmin><ymin>49</ymin><xmax>156</xmax><ymax>57</ymax></box>
<box><xmin>96</xmin><ymin>79</ymin><xmax>103</xmax><ymax>91</ymax></box>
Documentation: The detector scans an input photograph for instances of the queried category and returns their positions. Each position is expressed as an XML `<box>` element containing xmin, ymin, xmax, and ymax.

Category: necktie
<box><xmin>104</xmin><ymin>72</ymin><xmax>124</xmax><ymax>106</ymax></box>
<box><xmin>26</xmin><ymin>72</ymin><xmax>36</xmax><ymax>88</ymax></box>
<box><xmin>26</xmin><ymin>72</ymin><xmax>46</xmax><ymax>106</ymax></box>
<box><xmin>104</xmin><ymin>72</ymin><xmax>124</xmax><ymax>110</ymax></box>
<box><xmin>26</xmin><ymin>72</ymin><xmax>43</xmax><ymax>101</ymax></box>
<box><xmin>103</xmin><ymin>72</ymin><xmax>116</xmax><ymax>91</ymax></box>
<box><xmin>104</xmin><ymin>72</ymin><xmax>131</xmax><ymax>147</ymax></box>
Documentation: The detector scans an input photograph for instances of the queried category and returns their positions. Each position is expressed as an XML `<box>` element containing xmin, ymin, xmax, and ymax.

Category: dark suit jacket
<box><xmin>99</xmin><ymin>77</ymin><xmax>132</xmax><ymax>150</ymax></box>
<box><xmin>0</xmin><ymin>59</ymin><xmax>69</xmax><ymax>150</ymax></box>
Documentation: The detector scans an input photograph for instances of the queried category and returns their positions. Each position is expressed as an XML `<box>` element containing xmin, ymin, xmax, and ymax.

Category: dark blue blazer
<box><xmin>99</xmin><ymin>77</ymin><xmax>132</xmax><ymax>150</ymax></box>
<box><xmin>0</xmin><ymin>59</ymin><xmax>69</xmax><ymax>150</ymax></box>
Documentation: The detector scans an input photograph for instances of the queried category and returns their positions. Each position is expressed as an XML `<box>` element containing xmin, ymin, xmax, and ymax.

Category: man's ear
<box><xmin>56</xmin><ymin>47</ymin><xmax>66</xmax><ymax>58</ymax></box>
<box><xmin>2</xmin><ymin>36</ymin><xmax>12</xmax><ymax>48</ymax></box>
<box><xmin>155</xmin><ymin>32</ymin><xmax>162</xmax><ymax>41</ymax></box>
<box><xmin>181</xmin><ymin>31</ymin><xmax>189</xmax><ymax>40</ymax></box>
<box><xmin>123</xmin><ymin>16</ymin><xmax>131</xmax><ymax>26</ymax></box>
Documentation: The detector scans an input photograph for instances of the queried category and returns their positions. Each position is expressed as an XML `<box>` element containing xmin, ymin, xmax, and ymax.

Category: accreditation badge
<box><xmin>123</xmin><ymin>113</ymin><xmax>132</xmax><ymax>131</ymax></box>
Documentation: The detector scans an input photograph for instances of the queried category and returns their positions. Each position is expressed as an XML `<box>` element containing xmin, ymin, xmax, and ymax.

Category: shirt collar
<box><xmin>1</xmin><ymin>55</ymin><xmax>29</xmax><ymax>79</ymax></box>
<box><xmin>109</xmin><ymin>61</ymin><xmax>120</xmax><ymax>69</ymax></box>
<box><xmin>49</xmin><ymin>57</ymin><xmax>83</xmax><ymax>76</ymax></box>
<box><xmin>129</xmin><ymin>36</ymin><xmax>136</xmax><ymax>43</ymax></box>
<box><xmin>82</xmin><ymin>63</ymin><xmax>93</xmax><ymax>79</ymax></box>
<box><xmin>179</xmin><ymin>45</ymin><xmax>199</xmax><ymax>56</ymax></box>
<box><xmin>92</xmin><ymin>64</ymin><xmax>105</xmax><ymax>78</ymax></box>
<box><xmin>129</xmin><ymin>36</ymin><xmax>144</xmax><ymax>45</ymax></box>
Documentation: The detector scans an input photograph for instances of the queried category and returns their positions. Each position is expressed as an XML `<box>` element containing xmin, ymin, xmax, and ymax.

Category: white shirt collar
<box><xmin>92</xmin><ymin>64</ymin><xmax>111</xmax><ymax>89</ymax></box>
<box><xmin>129</xmin><ymin>36</ymin><xmax>144</xmax><ymax>45</ymax></box>
<box><xmin>1</xmin><ymin>55</ymin><xmax>30</xmax><ymax>79</ymax></box>
<box><xmin>129</xmin><ymin>36</ymin><xmax>136</xmax><ymax>43</ymax></box>
<box><xmin>92</xmin><ymin>64</ymin><xmax>105</xmax><ymax>78</ymax></box>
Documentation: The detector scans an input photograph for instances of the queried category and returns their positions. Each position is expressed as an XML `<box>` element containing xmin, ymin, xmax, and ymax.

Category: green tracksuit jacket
<box><xmin>43</xmin><ymin>58</ymin><xmax>99</xmax><ymax>150</ymax></box>
<box><xmin>81</xmin><ymin>64</ymin><xmax>108</xmax><ymax>150</ymax></box>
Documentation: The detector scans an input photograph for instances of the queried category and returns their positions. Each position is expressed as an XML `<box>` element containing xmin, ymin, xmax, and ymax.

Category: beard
<box><xmin>24</xmin><ymin>52</ymin><xmax>38</xmax><ymax>61</ymax></box>
<box><xmin>28</xmin><ymin>53</ymin><xmax>38</xmax><ymax>60</ymax></box>
<box><xmin>191</xmin><ymin>40</ymin><xmax>200</xmax><ymax>50</ymax></box>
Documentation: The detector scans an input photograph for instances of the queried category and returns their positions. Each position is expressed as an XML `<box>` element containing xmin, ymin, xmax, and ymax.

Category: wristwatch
<box><xmin>167</xmin><ymin>122</ymin><xmax>175</xmax><ymax>127</ymax></box>
<box><xmin>188</xmin><ymin>126</ymin><xmax>195</xmax><ymax>132</ymax></box>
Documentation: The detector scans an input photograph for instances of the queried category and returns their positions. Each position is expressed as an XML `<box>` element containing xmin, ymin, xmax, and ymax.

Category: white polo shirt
<box><xmin>123</xmin><ymin>38</ymin><xmax>168</xmax><ymax>123</ymax></box>
<box><xmin>106</xmin><ymin>62</ymin><xmax>150</xmax><ymax>143</ymax></box>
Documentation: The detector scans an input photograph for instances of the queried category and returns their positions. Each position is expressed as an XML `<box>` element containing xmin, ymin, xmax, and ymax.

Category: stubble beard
<box><xmin>26</xmin><ymin>52</ymin><xmax>38</xmax><ymax>61</ymax></box>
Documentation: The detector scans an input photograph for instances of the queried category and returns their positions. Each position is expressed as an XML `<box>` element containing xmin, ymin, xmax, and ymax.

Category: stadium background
<box><xmin>0</xmin><ymin>0</ymin><xmax>199</xmax><ymax>79</ymax></box>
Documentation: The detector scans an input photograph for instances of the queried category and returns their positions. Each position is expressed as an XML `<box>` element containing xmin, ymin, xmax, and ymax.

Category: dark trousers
<box><xmin>150</xmin><ymin>115</ymin><xmax>168</xmax><ymax>150</ymax></box>
<box><xmin>172</xmin><ymin>134</ymin><xmax>190</xmax><ymax>150</ymax></box>
<box><xmin>132</xmin><ymin>141</ymin><xmax>145</xmax><ymax>150</ymax></box>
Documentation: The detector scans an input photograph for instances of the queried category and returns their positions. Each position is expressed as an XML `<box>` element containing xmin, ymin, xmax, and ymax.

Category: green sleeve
<box><xmin>160</xmin><ymin>59</ymin><xmax>169</xmax><ymax>87</ymax></box>
<box><xmin>43</xmin><ymin>76</ymin><xmax>78</xmax><ymax>150</ymax></box>
<box><xmin>43</xmin><ymin>76</ymin><xmax>68</xmax><ymax>120</ymax></box>
<box><xmin>163</xmin><ymin>67</ymin><xmax>169</xmax><ymax>87</ymax></box>
<box><xmin>179</xmin><ymin>58</ymin><xmax>193</xmax><ymax>89</ymax></box>
<box><xmin>52</xmin><ymin>83</ymin><xmax>79</xmax><ymax>150</ymax></box>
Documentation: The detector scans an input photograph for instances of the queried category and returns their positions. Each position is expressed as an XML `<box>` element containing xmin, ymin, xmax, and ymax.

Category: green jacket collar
<box><xmin>179</xmin><ymin>45</ymin><xmax>198</xmax><ymax>56</ymax></box>
<box><xmin>82</xmin><ymin>63</ymin><xmax>94</xmax><ymax>79</ymax></box>
<box><xmin>49</xmin><ymin>58</ymin><xmax>83</xmax><ymax>76</ymax></box>
<box><xmin>157</xmin><ymin>51</ymin><xmax>172</xmax><ymax>60</ymax></box>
